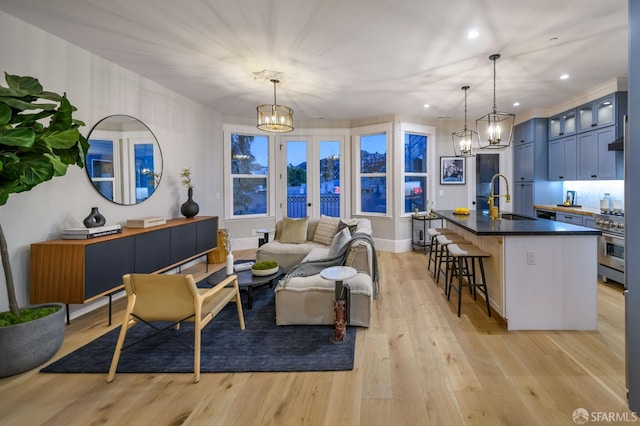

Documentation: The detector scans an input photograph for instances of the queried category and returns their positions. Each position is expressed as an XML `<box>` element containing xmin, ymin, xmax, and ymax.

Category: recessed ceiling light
<box><xmin>423</xmin><ymin>103</ymin><xmax>430</xmax><ymax>108</ymax></box>
<box><xmin>560</xmin><ymin>73</ymin><xmax>570</xmax><ymax>80</ymax></box>
<box><xmin>467</xmin><ymin>30</ymin><xmax>479</xmax><ymax>39</ymax></box>
<box><xmin>513</xmin><ymin>102</ymin><xmax>520</xmax><ymax>107</ymax></box>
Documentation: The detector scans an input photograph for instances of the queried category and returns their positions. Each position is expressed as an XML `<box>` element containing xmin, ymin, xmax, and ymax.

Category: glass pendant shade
<box><xmin>256</xmin><ymin>79</ymin><xmax>294</xmax><ymax>133</ymax></box>
<box><xmin>452</xmin><ymin>85</ymin><xmax>477</xmax><ymax>157</ymax></box>
<box><xmin>476</xmin><ymin>54</ymin><xmax>515</xmax><ymax>149</ymax></box>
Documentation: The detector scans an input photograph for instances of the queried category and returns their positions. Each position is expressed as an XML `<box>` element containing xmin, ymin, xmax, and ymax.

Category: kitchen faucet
<box><xmin>488</xmin><ymin>173</ymin><xmax>511</xmax><ymax>219</ymax></box>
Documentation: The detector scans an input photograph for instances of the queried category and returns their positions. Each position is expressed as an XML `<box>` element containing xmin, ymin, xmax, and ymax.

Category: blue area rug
<box><xmin>41</xmin><ymin>289</ymin><xmax>355</xmax><ymax>374</ymax></box>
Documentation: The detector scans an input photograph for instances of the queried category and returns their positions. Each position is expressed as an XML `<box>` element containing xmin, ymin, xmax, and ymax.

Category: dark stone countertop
<box><xmin>433</xmin><ymin>210</ymin><xmax>602</xmax><ymax>236</ymax></box>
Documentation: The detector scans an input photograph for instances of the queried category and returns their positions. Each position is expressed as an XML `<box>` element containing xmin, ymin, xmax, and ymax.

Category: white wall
<box><xmin>0</xmin><ymin>11</ymin><xmax>223</xmax><ymax>312</ymax></box>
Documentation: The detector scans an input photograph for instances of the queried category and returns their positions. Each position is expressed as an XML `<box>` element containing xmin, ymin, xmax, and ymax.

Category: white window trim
<box><xmin>278</xmin><ymin>134</ymin><xmax>348</xmax><ymax>221</ymax></box>
<box><xmin>222</xmin><ymin>124</ymin><xmax>276</xmax><ymax>219</ymax></box>
<box><xmin>351</xmin><ymin>122</ymin><xmax>392</xmax><ymax>217</ymax></box>
<box><xmin>398</xmin><ymin>122</ymin><xmax>436</xmax><ymax>217</ymax></box>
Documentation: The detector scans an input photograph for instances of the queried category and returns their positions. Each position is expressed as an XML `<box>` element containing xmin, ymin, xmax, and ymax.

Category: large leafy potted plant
<box><xmin>0</xmin><ymin>73</ymin><xmax>89</xmax><ymax>377</ymax></box>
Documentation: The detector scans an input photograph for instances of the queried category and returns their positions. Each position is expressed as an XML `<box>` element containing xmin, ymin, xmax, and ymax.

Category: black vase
<box><xmin>83</xmin><ymin>207</ymin><xmax>106</xmax><ymax>228</ymax></box>
<box><xmin>181</xmin><ymin>188</ymin><xmax>199</xmax><ymax>219</ymax></box>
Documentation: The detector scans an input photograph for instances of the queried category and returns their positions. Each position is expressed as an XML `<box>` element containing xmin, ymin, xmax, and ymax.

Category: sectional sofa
<box><xmin>256</xmin><ymin>216</ymin><xmax>378</xmax><ymax>327</ymax></box>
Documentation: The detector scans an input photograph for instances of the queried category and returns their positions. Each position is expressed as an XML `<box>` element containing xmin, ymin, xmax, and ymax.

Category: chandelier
<box><xmin>452</xmin><ymin>85</ymin><xmax>477</xmax><ymax>157</ymax></box>
<box><xmin>256</xmin><ymin>79</ymin><xmax>294</xmax><ymax>133</ymax></box>
<box><xmin>476</xmin><ymin>54</ymin><xmax>515</xmax><ymax>149</ymax></box>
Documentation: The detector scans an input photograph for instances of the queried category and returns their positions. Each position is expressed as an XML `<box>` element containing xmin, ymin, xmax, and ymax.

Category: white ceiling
<box><xmin>0</xmin><ymin>0</ymin><xmax>628</xmax><ymax>123</ymax></box>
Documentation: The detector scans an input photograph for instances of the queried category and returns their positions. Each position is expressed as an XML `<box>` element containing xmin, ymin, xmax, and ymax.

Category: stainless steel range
<box><xmin>594</xmin><ymin>211</ymin><xmax>625</xmax><ymax>283</ymax></box>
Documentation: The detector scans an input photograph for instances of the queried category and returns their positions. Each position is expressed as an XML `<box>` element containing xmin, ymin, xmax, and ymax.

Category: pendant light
<box><xmin>256</xmin><ymin>79</ymin><xmax>294</xmax><ymax>133</ymax></box>
<box><xmin>476</xmin><ymin>54</ymin><xmax>515</xmax><ymax>149</ymax></box>
<box><xmin>452</xmin><ymin>85</ymin><xmax>477</xmax><ymax>157</ymax></box>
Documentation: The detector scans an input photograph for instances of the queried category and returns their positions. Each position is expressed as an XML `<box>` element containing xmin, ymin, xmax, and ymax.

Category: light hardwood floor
<box><xmin>0</xmin><ymin>249</ymin><xmax>632</xmax><ymax>425</ymax></box>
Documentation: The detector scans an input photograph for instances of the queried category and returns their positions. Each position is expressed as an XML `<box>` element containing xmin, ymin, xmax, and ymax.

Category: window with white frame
<box><xmin>403</xmin><ymin>132</ymin><xmax>428</xmax><ymax>213</ymax></box>
<box><xmin>400</xmin><ymin>123</ymin><xmax>435</xmax><ymax>215</ymax></box>
<box><xmin>353</xmin><ymin>124</ymin><xmax>390</xmax><ymax>215</ymax></box>
<box><xmin>227</xmin><ymin>132</ymin><xmax>270</xmax><ymax>217</ymax></box>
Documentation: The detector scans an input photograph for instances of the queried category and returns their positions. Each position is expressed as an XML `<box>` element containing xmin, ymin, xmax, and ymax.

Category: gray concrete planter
<box><xmin>0</xmin><ymin>303</ymin><xmax>65</xmax><ymax>377</ymax></box>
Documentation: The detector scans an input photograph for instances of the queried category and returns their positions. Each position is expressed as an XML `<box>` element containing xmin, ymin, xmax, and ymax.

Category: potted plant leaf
<box><xmin>0</xmin><ymin>72</ymin><xmax>89</xmax><ymax>376</ymax></box>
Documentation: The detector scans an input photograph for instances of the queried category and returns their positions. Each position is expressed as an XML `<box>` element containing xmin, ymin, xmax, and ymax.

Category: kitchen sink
<box><xmin>499</xmin><ymin>213</ymin><xmax>536</xmax><ymax>220</ymax></box>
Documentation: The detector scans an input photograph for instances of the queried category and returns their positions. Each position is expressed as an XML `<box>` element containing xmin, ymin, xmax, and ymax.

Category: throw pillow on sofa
<box><xmin>328</xmin><ymin>227</ymin><xmax>351</xmax><ymax>257</ymax></box>
<box><xmin>336</xmin><ymin>218</ymin><xmax>359</xmax><ymax>235</ymax></box>
<box><xmin>312</xmin><ymin>215</ymin><xmax>340</xmax><ymax>245</ymax></box>
<box><xmin>280</xmin><ymin>217</ymin><xmax>309</xmax><ymax>244</ymax></box>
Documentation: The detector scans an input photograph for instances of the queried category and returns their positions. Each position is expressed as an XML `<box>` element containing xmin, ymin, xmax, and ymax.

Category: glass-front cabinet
<box><xmin>548</xmin><ymin>108</ymin><xmax>577</xmax><ymax>140</ymax></box>
<box><xmin>577</xmin><ymin>93</ymin><xmax>616</xmax><ymax>132</ymax></box>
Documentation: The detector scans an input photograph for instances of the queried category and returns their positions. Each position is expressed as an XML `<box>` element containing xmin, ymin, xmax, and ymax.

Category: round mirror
<box><xmin>85</xmin><ymin>115</ymin><xmax>162</xmax><ymax>205</ymax></box>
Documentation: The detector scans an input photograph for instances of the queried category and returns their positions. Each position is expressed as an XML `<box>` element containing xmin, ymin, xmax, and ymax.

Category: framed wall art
<box><xmin>440</xmin><ymin>156</ymin><xmax>466</xmax><ymax>185</ymax></box>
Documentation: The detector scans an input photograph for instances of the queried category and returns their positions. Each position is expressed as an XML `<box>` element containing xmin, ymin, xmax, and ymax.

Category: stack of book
<box><xmin>62</xmin><ymin>224</ymin><xmax>122</xmax><ymax>240</ymax></box>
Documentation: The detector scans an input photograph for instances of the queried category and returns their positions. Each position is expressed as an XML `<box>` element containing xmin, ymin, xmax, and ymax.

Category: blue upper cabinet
<box><xmin>548</xmin><ymin>108</ymin><xmax>577</xmax><ymax>140</ymax></box>
<box><xmin>549</xmin><ymin>136</ymin><xmax>577</xmax><ymax>181</ymax></box>
<box><xmin>512</xmin><ymin>118</ymin><xmax>561</xmax><ymax>216</ymax></box>
<box><xmin>576</xmin><ymin>92</ymin><xmax>627</xmax><ymax>133</ymax></box>
<box><xmin>514</xmin><ymin>120</ymin><xmax>534</xmax><ymax>145</ymax></box>
<box><xmin>577</xmin><ymin>126</ymin><xmax>623</xmax><ymax>180</ymax></box>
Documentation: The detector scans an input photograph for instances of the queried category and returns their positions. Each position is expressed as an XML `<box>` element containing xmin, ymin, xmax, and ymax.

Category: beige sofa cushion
<box><xmin>275</xmin><ymin>272</ymin><xmax>373</xmax><ymax>327</ymax></box>
<box><xmin>336</xmin><ymin>218</ymin><xmax>359</xmax><ymax>235</ymax></box>
<box><xmin>256</xmin><ymin>241</ymin><xmax>326</xmax><ymax>272</ymax></box>
<box><xmin>312</xmin><ymin>216</ymin><xmax>340</xmax><ymax>245</ymax></box>
<box><xmin>280</xmin><ymin>217</ymin><xmax>309</xmax><ymax>244</ymax></box>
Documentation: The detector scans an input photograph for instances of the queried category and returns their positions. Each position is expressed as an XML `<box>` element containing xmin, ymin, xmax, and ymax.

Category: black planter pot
<box><xmin>0</xmin><ymin>303</ymin><xmax>65</xmax><ymax>377</ymax></box>
<box><xmin>181</xmin><ymin>188</ymin><xmax>199</xmax><ymax>219</ymax></box>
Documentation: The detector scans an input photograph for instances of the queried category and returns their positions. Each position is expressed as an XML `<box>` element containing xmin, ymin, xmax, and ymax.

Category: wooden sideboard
<box><xmin>30</xmin><ymin>216</ymin><xmax>218</xmax><ymax>307</ymax></box>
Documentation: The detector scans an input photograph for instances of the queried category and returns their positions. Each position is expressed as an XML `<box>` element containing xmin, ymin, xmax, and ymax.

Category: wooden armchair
<box><xmin>107</xmin><ymin>273</ymin><xmax>245</xmax><ymax>383</ymax></box>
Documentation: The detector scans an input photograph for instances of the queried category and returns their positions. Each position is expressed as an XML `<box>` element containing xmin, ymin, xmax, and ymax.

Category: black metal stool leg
<box><xmin>468</xmin><ymin>258</ymin><xmax>476</xmax><ymax>297</ymax></box>
<box><xmin>428</xmin><ymin>236</ymin><xmax>437</xmax><ymax>272</ymax></box>
<box><xmin>436</xmin><ymin>243</ymin><xmax>445</xmax><ymax>283</ymax></box>
<box><xmin>457</xmin><ymin>257</ymin><xmax>464</xmax><ymax>317</ymax></box>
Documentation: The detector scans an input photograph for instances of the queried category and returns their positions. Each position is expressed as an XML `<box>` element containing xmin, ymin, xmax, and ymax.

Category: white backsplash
<box><xmin>562</xmin><ymin>181</ymin><xmax>624</xmax><ymax>210</ymax></box>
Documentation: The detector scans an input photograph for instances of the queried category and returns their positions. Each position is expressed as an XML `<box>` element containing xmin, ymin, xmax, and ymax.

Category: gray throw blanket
<box><xmin>284</xmin><ymin>233</ymin><xmax>380</xmax><ymax>297</ymax></box>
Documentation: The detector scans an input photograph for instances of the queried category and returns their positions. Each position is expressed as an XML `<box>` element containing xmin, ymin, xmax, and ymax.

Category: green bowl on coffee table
<box><xmin>251</xmin><ymin>260</ymin><xmax>279</xmax><ymax>276</ymax></box>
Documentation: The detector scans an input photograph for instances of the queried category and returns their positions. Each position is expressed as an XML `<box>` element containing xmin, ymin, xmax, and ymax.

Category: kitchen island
<box><xmin>433</xmin><ymin>210</ymin><xmax>601</xmax><ymax>330</ymax></box>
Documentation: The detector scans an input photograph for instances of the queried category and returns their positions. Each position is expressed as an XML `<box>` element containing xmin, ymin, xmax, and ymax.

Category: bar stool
<box><xmin>446</xmin><ymin>243</ymin><xmax>492</xmax><ymax>318</ymax></box>
<box><xmin>426</xmin><ymin>228</ymin><xmax>456</xmax><ymax>273</ymax></box>
<box><xmin>435</xmin><ymin>233</ymin><xmax>469</xmax><ymax>285</ymax></box>
<box><xmin>444</xmin><ymin>243</ymin><xmax>478</xmax><ymax>297</ymax></box>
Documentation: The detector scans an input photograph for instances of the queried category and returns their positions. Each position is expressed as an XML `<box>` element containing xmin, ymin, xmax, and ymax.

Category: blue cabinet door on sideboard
<box><xmin>85</xmin><ymin>238</ymin><xmax>135</xmax><ymax>299</ymax></box>
<box><xmin>170</xmin><ymin>222</ymin><xmax>198</xmax><ymax>264</ymax></box>
<box><xmin>135</xmin><ymin>228</ymin><xmax>172</xmax><ymax>273</ymax></box>
<box><xmin>196</xmin><ymin>217</ymin><xmax>218</xmax><ymax>253</ymax></box>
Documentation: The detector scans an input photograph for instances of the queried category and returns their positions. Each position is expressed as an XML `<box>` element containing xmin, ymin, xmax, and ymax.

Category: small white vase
<box><xmin>226</xmin><ymin>252</ymin><xmax>234</xmax><ymax>275</ymax></box>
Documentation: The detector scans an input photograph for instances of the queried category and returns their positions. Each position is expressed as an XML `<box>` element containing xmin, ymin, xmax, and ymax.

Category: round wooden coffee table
<box><xmin>207</xmin><ymin>260</ymin><xmax>284</xmax><ymax>309</ymax></box>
